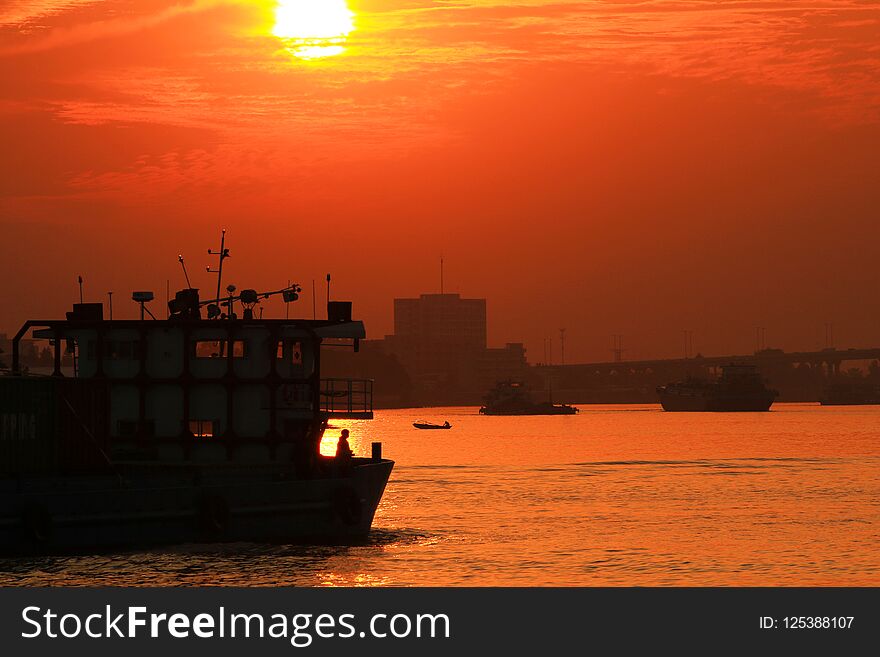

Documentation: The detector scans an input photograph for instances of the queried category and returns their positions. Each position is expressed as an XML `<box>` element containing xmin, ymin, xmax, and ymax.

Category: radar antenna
<box><xmin>132</xmin><ymin>291</ymin><xmax>156</xmax><ymax>320</ymax></box>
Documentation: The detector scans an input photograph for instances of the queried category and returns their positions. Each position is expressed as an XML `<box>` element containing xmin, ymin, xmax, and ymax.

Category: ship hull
<box><xmin>658</xmin><ymin>392</ymin><xmax>775</xmax><ymax>412</ymax></box>
<box><xmin>819</xmin><ymin>382</ymin><xmax>880</xmax><ymax>406</ymax></box>
<box><xmin>479</xmin><ymin>406</ymin><xmax>578</xmax><ymax>416</ymax></box>
<box><xmin>0</xmin><ymin>458</ymin><xmax>392</xmax><ymax>555</ymax></box>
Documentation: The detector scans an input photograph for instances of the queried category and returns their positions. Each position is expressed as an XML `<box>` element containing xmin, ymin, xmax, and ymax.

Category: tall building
<box><xmin>385</xmin><ymin>293</ymin><xmax>487</xmax><ymax>398</ymax></box>
<box><xmin>324</xmin><ymin>292</ymin><xmax>529</xmax><ymax>405</ymax></box>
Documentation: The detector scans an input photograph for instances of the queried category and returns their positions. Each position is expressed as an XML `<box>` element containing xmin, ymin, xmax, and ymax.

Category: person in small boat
<box><xmin>336</xmin><ymin>429</ymin><xmax>354</xmax><ymax>462</ymax></box>
<box><xmin>443</xmin><ymin>421</ymin><xmax>450</xmax><ymax>428</ymax></box>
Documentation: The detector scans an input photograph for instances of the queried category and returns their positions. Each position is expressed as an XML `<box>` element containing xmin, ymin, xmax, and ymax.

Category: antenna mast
<box><xmin>207</xmin><ymin>229</ymin><xmax>230</xmax><ymax>301</ymax></box>
<box><xmin>683</xmin><ymin>329</ymin><xmax>694</xmax><ymax>359</ymax></box>
<box><xmin>559</xmin><ymin>328</ymin><xmax>566</xmax><ymax>365</ymax></box>
<box><xmin>178</xmin><ymin>255</ymin><xmax>192</xmax><ymax>289</ymax></box>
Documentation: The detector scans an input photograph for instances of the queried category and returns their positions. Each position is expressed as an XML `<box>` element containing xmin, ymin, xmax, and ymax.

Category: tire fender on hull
<box><xmin>22</xmin><ymin>503</ymin><xmax>52</xmax><ymax>545</ymax></box>
<box><xmin>197</xmin><ymin>494</ymin><xmax>230</xmax><ymax>539</ymax></box>
<box><xmin>332</xmin><ymin>486</ymin><xmax>363</xmax><ymax>526</ymax></box>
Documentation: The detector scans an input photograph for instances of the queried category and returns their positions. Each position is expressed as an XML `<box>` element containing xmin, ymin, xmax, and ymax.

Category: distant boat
<box><xmin>657</xmin><ymin>363</ymin><xmax>778</xmax><ymax>412</ymax></box>
<box><xmin>478</xmin><ymin>380</ymin><xmax>578</xmax><ymax>416</ymax></box>
<box><xmin>413</xmin><ymin>421</ymin><xmax>452</xmax><ymax>430</ymax></box>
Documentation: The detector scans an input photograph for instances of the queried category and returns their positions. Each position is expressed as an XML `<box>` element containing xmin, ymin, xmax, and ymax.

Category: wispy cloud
<box><xmin>0</xmin><ymin>0</ymin><xmax>238</xmax><ymax>54</ymax></box>
<box><xmin>0</xmin><ymin>1</ymin><xmax>105</xmax><ymax>28</ymax></box>
<box><xmin>2</xmin><ymin>1</ymin><xmax>879</xmax><ymax>206</ymax></box>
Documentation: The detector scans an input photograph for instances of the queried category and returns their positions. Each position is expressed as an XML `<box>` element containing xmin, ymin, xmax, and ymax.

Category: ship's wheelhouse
<box><xmin>13</xmin><ymin>313</ymin><xmax>370</xmax><ymax>465</ymax></box>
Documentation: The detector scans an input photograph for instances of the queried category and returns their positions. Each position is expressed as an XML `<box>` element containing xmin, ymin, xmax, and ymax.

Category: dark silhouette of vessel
<box><xmin>0</xmin><ymin>234</ymin><xmax>392</xmax><ymax>554</ymax></box>
<box><xmin>820</xmin><ymin>381</ymin><xmax>880</xmax><ymax>405</ymax></box>
<box><xmin>413</xmin><ymin>421</ymin><xmax>452</xmax><ymax>430</ymax></box>
<box><xmin>657</xmin><ymin>363</ymin><xmax>778</xmax><ymax>412</ymax></box>
<box><xmin>479</xmin><ymin>380</ymin><xmax>578</xmax><ymax>415</ymax></box>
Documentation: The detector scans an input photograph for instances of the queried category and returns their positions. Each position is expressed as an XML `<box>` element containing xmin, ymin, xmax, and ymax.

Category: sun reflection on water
<box><xmin>272</xmin><ymin>0</ymin><xmax>354</xmax><ymax>60</ymax></box>
<box><xmin>319</xmin><ymin>572</ymin><xmax>393</xmax><ymax>587</ymax></box>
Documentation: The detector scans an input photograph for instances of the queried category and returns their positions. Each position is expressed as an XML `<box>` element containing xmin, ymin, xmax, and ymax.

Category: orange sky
<box><xmin>1</xmin><ymin>1</ymin><xmax>879</xmax><ymax>362</ymax></box>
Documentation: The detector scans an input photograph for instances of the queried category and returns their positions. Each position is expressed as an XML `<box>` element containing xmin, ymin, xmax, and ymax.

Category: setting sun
<box><xmin>273</xmin><ymin>0</ymin><xmax>355</xmax><ymax>59</ymax></box>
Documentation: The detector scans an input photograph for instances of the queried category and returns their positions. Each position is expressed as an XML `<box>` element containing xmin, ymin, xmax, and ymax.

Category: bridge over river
<box><xmin>533</xmin><ymin>348</ymin><xmax>880</xmax><ymax>403</ymax></box>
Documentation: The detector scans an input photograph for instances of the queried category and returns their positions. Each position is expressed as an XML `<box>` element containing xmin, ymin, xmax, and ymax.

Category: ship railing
<box><xmin>320</xmin><ymin>378</ymin><xmax>374</xmax><ymax>419</ymax></box>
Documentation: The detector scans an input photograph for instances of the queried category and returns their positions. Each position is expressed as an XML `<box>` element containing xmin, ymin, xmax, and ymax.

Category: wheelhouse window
<box><xmin>194</xmin><ymin>340</ymin><xmax>246</xmax><ymax>359</ymax></box>
<box><xmin>86</xmin><ymin>339</ymin><xmax>142</xmax><ymax>360</ymax></box>
<box><xmin>276</xmin><ymin>340</ymin><xmax>303</xmax><ymax>365</ymax></box>
<box><xmin>188</xmin><ymin>420</ymin><xmax>215</xmax><ymax>438</ymax></box>
<box><xmin>107</xmin><ymin>340</ymin><xmax>141</xmax><ymax>360</ymax></box>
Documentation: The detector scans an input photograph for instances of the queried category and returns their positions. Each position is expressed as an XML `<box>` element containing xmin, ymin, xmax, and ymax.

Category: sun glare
<box><xmin>273</xmin><ymin>0</ymin><xmax>354</xmax><ymax>59</ymax></box>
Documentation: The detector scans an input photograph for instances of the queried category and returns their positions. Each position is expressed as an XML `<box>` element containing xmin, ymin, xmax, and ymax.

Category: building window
<box><xmin>194</xmin><ymin>340</ymin><xmax>246</xmax><ymax>359</ymax></box>
<box><xmin>188</xmin><ymin>420</ymin><xmax>215</xmax><ymax>438</ymax></box>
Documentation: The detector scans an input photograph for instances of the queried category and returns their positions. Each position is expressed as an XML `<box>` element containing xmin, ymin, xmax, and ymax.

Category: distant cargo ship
<box><xmin>657</xmin><ymin>364</ymin><xmax>778</xmax><ymax>412</ymax></box>
<box><xmin>820</xmin><ymin>381</ymin><xmax>880</xmax><ymax>406</ymax></box>
<box><xmin>479</xmin><ymin>380</ymin><xmax>578</xmax><ymax>416</ymax></box>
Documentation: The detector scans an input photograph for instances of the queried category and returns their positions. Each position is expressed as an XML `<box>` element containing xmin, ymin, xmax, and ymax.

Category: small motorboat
<box><xmin>413</xmin><ymin>420</ymin><xmax>452</xmax><ymax>430</ymax></box>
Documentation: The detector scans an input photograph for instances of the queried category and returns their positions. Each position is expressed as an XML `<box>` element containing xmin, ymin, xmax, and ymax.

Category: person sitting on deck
<box><xmin>336</xmin><ymin>429</ymin><xmax>354</xmax><ymax>463</ymax></box>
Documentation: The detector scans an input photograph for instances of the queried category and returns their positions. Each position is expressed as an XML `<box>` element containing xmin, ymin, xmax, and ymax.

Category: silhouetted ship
<box><xmin>820</xmin><ymin>381</ymin><xmax>880</xmax><ymax>406</ymax></box>
<box><xmin>657</xmin><ymin>364</ymin><xmax>778</xmax><ymax>412</ymax></box>
<box><xmin>0</xmin><ymin>234</ymin><xmax>392</xmax><ymax>554</ymax></box>
<box><xmin>479</xmin><ymin>380</ymin><xmax>578</xmax><ymax>416</ymax></box>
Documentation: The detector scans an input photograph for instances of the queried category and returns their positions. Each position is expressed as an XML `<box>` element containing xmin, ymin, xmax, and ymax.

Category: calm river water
<box><xmin>1</xmin><ymin>404</ymin><xmax>878</xmax><ymax>586</ymax></box>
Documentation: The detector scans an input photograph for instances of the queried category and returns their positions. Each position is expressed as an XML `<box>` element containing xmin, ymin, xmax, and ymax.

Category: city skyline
<box><xmin>0</xmin><ymin>264</ymin><xmax>880</xmax><ymax>365</ymax></box>
<box><xmin>1</xmin><ymin>271</ymin><xmax>874</xmax><ymax>368</ymax></box>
